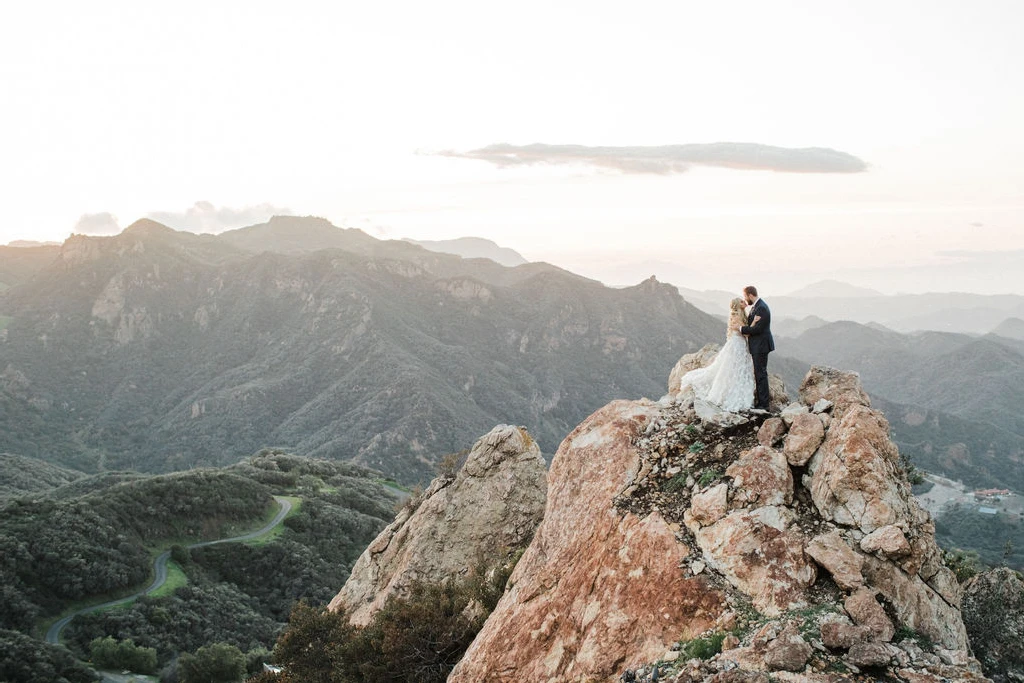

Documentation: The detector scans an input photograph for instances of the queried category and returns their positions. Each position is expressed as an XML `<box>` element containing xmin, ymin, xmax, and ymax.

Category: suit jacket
<box><xmin>741</xmin><ymin>298</ymin><xmax>775</xmax><ymax>355</ymax></box>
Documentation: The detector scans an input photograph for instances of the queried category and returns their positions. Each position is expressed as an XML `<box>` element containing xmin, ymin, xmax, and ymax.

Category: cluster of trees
<box><xmin>89</xmin><ymin>636</ymin><xmax>157</xmax><ymax>674</ymax></box>
<box><xmin>262</xmin><ymin>557</ymin><xmax>516</xmax><ymax>683</ymax></box>
<box><xmin>0</xmin><ymin>629</ymin><xmax>97</xmax><ymax>683</ymax></box>
<box><xmin>42</xmin><ymin>453</ymin><xmax>398</xmax><ymax>673</ymax></box>
<box><xmin>0</xmin><ymin>469</ymin><xmax>271</xmax><ymax>630</ymax></box>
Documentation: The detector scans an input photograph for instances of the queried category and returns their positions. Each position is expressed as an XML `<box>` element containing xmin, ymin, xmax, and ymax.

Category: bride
<box><xmin>679</xmin><ymin>297</ymin><xmax>755</xmax><ymax>412</ymax></box>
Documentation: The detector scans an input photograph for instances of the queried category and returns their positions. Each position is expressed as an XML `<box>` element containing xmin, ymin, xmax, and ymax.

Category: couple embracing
<box><xmin>680</xmin><ymin>285</ymin><xmax>775</xmax><ymax>414</ymax></box>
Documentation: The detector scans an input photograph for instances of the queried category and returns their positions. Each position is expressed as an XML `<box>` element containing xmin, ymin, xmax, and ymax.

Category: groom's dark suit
<box><xmin>741</xmin><ymin>298</ymin><xmax>775</xmax><ymax>409</ymax></box>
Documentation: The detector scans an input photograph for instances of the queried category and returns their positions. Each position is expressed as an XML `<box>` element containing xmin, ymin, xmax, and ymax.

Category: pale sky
<box><xmin>2</xmin><ymin>1</ymin><xmax>1022</xmax><ymax>294</ymax></box>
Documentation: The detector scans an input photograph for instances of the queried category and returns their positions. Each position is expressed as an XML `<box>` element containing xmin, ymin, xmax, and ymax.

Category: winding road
<box><xmin>46</xmin><ymin>495</ymin><xmax>292</xmax><ymax>645</ymax></box>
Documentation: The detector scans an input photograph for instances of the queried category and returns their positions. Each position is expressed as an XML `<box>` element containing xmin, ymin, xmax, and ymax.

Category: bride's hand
<box><xmin>753</xmin><ymin>315</ymin><xmax>761</xmax><ymax>324</ymax></box>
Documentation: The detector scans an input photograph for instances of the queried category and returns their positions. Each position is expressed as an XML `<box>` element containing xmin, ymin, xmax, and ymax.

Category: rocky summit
<box><xmin>329</xmin><ymin>424</ymin><xmax>546</xmax><ymax>626</ymax></box>
<box><xmin>446</xmin><ymin>360</ymin><xmax>988</xmax><ymax>682</ymax></box>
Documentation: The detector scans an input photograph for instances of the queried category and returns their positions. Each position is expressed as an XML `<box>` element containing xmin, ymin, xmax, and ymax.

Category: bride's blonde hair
<box><xmin>728</xmin><ymin>297</ymin><xmax>747</xmax><ymax>330</ymax></box>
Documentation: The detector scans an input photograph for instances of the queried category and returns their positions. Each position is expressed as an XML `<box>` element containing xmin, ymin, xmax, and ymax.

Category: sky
<box><xmin>1</xmin><ymin>0</ymin><xmax>1022</xmax><ymax>295</ymax></box>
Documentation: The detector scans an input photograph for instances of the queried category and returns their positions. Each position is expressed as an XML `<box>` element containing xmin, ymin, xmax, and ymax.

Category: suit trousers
<box><xmin>752</xmin><ymin>352</ymin><xmax>770</xmax><ymax>409</ymax></box>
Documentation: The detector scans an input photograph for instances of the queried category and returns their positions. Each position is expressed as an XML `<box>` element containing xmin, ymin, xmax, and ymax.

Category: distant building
<box><xmin>978</xmin><ymin>506</ymin><xmax>999</xmax><ymax>515</ymax></box>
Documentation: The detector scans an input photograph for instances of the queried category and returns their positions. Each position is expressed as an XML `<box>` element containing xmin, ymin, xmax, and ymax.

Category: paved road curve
<box><xmin>46</xmin><ymin>496</ymin><xmax>292</xmax><ymax>645</ymax></box>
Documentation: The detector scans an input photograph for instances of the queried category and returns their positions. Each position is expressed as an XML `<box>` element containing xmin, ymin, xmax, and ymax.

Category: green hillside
<box><xmin>0</xmin><ymin>451</ymin><xmax>396</xmax><ymax>675</ymax></box>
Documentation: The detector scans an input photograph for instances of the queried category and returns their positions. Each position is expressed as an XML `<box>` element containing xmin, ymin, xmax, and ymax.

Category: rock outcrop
<box><xmin>963</xmin><ymin>568</ymin><xmax>1024</xmax><ymax>682</ymax></box>
<box><xmin>447</xmin><ymin>364</ymin><xmax>986</xmax><ymax>682</ymax></box>
<box><xmin>328</xmin><ymin>424</ymin><xmax>546</xmax><ymax>626</ymax></box>
<box><xmin>448</xmin><ymin>401</ymin><xmax>729</xmax><ymax>682</ymax></box>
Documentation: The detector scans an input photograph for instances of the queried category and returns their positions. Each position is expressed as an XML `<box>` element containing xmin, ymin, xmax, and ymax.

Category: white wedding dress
<box><xmin>679</xmin><ymin>330</ymin><xmax>755</xmax><ymax>413</ymax></box>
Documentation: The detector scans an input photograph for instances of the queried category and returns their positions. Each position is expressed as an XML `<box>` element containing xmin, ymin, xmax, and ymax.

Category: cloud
<box><xmin>73</xmin><ymin>212</ymin><xmax>121</xmax><ymax>235</ymax></box>
<box><xmin>147</xmin><ymin>201</ymin><xmax>292</xmax><ymax>233</ymax></box>
<box><xmin>436</xmin><ymin>142</ymin><xmax>867</xmax><ymax>174</ymax></box>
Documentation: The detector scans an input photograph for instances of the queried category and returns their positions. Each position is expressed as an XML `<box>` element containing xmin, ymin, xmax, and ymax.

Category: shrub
<box><xmin>273</xmin><ymin>555</ymin><xmax>519</xmax><ymax>682</ymax></box>
<box><xmin>89</xmin><ymin>636</ymin><xmax>157</xmax><ymax>674</ymax></box>
<box><xmin>678</xmin><ymin>631</ymin><xmax>727</xmax><ymax>660</ymax></box>
<box><xmin>179</xmin><ymin>642</ymin><xmax>246</xmax><ymax>683</ymax></box>
<box><xmin>697</xmin><ymin>468</ymin><xmax>721</xmax><ymax>488</ymax></box>
<box><xmin>944</xmin><ymin>548</ymin><xmax>985</xmax><ymax>583</ymax></box>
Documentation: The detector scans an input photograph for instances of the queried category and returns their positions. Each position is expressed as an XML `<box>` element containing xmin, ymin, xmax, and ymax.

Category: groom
<box><xmin>740</xmin><ymin>285</ymin><xmax>775</xmax><ymax>410</ymax></box>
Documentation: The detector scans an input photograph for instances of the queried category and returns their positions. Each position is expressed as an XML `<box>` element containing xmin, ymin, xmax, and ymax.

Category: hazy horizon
<box><xmin>2</xmin><ymin>1</ymin><xmax>1022</xmax><ymax>296</ymax></box>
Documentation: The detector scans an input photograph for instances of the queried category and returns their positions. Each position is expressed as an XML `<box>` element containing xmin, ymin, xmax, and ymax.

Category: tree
<box><xmin>179</xmin><ymin>642</ymin><xmax>246</xmax><ymax>683</ymax></box>
<box><xmin>89</xmin><ymin>636</ymin><xmax>157</xmax><ymax>674</ymax></box>
<box><xmin>273</xmin><ymin>602</ymin><xmax>353</xmax><ymax>683</ymax></box>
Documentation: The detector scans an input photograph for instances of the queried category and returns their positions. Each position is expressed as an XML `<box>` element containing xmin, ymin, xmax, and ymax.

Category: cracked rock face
<box><xmin>328</xmin><ymin>424</ymin><xmax>546</xmax><ymax>626</ymax></box>
<box><xmin>449</xmin><ymin>401</ymin><xmax>728</xmax><ymax>682</ymax></box>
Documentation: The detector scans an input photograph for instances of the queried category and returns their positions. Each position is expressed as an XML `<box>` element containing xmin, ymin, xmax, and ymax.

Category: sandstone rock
<box><xmin>764</xmin><ymin>624</ymin><xmax>813</xmax><ymax>672</ymax></box>
<box><xmin>694</xmin><ymin>506</ymin><xmax>816</xmax><ymax>616</ymax></box>
<box><xmin>669</xmin><ymin>344</ymin><xmax>720</xmax><ymax>396</ymax></box>
<box><xmin>861</xmin><ymin>555</ymin><xmax>968</xmax><ymax>650</ymax></box>
<box><xmin>962</xmin><ymin>567</ymin><xmax>1024</xmax><ymax>681</ymax></box>
<box><xmin>805</xmin><ymin>530</ymin><xmax>865</xmax><ymax>591</ymax></box>
<box><xmin>329</xmin><ymin>424</ymin><xmax>546</xmax><ymax>625</ymax></box>
<box><xmin>783</xmin><ymin>413</ymin><xmax>825</xmax><ymax>467</ymax></box>
<box><xmin>845</xmin><ymin>641</ymin><xmax>894</xmax><ymax>668</ymax></box>
<box><xmin>768</xmin><ymin>373</ymin><xmax>790</xmax><ymax>410</ymax></box>
<box><xmin>844</xmin><ymin>587</ymin><xmax>895</xmax><ymax>642</ymax></box>
<box><xmin>684</xmin><ymin>482</ymin><xmax>729</xmax><ymax>531</ymax></box>
<box><xmin>726</xmin><ymin>446</ymin><xmax>793</xmax><ymax>508</ymax></box>
<box><xmin>799</xmin><ymin>366</ymin><xmax>871</xmax><ymax>410</ymax></box>
<box><xmin>860</xmin><ymin>525</ymin><xmax>911</xmax><ymax>558</ymax></box>
<box><xmin>757</xmin><ymin>417</ymin><xmax>787</xmax><ymax>447</ymax></box>
<box><xmin>806</xmin><ymin>404</ymin><xmax>909</xmax><ymax>534</ymax></box>
<box><xmin>449</xmin><ymin>401</ymin><xmax>728</xmax><ymax>682</ymax></box>
<box><xmin>812</xmin><ymin>399</ymin><xmax>834</xmax><ymax>414</ymax></box>
<box><xmin>780</xmin><ymin>402</ymin><xmax>809</xmax><ymax>426</ymax></box>
<box><xmin>820</xmin><ymin>620</ymin><xmax>872</xmax><ymax>649</ymax></box>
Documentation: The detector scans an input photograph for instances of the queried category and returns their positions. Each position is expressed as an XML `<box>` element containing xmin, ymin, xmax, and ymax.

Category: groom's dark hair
<box><xmin>744</xmin><ymin>285</ymin><xmax>758</xmax><ymax>297</ymax></box>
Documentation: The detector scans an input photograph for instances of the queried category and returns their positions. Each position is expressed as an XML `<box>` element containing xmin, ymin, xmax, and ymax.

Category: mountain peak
<box><xmin>218</xmin><ymin>215</ymin><xmax>378</xmax><ymax>254</ymax></box>
<box><xmin>122</xmin><ymin>218</ymin><xmax>176</xmax><ymax>236</ymax></box>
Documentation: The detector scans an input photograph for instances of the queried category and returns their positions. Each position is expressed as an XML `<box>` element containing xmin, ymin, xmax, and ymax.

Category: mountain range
<box><xmin>0</xmin><ymin>217</ymin><xmax>718</xmax><ymax>482</ymax></box>
<box><xmin>1</xmin><ymin>216</ymin><xmax>1020</xmax><ymax>490</ymax></box>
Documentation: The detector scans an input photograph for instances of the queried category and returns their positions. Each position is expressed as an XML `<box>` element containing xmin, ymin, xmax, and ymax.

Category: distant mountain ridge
<box><xmin>678</xmin><ymin>282</ymin><xmax>1024</xmax><ymax>335</ymax></box>
<box><xmin>786</xmin><ymin>279</ymin><xmax>883</xmax><ymax>298</ymax></box>
<box><xmin>0</xmin><ymin>217</ymin><xmax>720</xmax><ymax>482</ymax></box>
<box><xmin>403</xmin><ymin>236</ymin><xmax>528</xmax><ymax>267</ymax></box>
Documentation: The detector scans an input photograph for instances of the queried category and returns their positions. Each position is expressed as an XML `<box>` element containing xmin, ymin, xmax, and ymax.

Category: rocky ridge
<box><xmin>329</xmin><ymin>424</ymin><xmax>546</xmax><ymax>626</ymax></box>
<box><xmin>448</xmin><ymin>353</ymin><xmax>987</xmax><ymax>682</ymax></box>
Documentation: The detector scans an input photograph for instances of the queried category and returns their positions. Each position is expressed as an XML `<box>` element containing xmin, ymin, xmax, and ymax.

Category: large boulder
<box><xmin>668</xmin><ymin>343</ymin><xmax>720</xmax><ymax>396</ymax></box>
<box><xmin>799</xmin><ymin>365</ymin><xmax>871</xmax><ymax>410</ymax></box>
<box><xmin>328</xmin><ymin>424</ymin><xmax>546</xmax><ymax>625</ymax></box>
<box><xmin>805</xmin><ymin>404</ymin><xmax>909</xmax><ymax>534</ymax></box>
<box><xmin>449</xmin><ymin>401</ymin><xmax>728</xmax><ymax>682</ymax></box>
<box><xmin>693</xmin><ymin>506</ymin><xmax>816</xmax><ymax>616</ymax></box>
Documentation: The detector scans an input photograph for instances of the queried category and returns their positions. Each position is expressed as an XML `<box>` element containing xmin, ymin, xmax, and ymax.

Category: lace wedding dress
<box><xmin>679</xmin><ymin>328</ymin><xmax>755</xmax><ymax>413</ymax></box>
